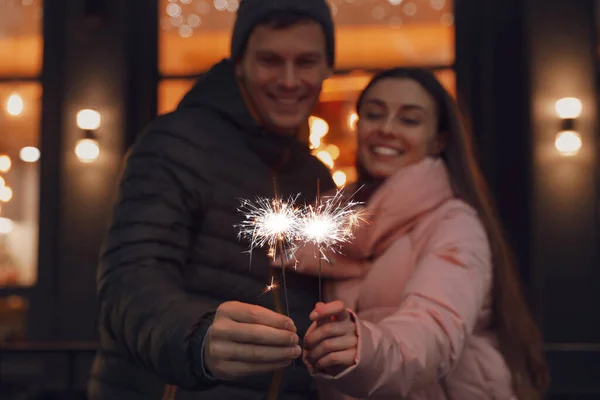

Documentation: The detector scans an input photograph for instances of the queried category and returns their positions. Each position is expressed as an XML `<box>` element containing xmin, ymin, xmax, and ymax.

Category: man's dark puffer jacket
<box><xmin>88</xmin><ymin>59</ymin><xmax>335</xmax><ymax>400</ymax></box>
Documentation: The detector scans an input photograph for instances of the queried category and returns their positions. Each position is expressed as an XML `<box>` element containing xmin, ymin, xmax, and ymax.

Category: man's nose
<box><xmin>280</xmin><ymin>63</ymin><xmax>300</xmax><ymax>89</ymax></box>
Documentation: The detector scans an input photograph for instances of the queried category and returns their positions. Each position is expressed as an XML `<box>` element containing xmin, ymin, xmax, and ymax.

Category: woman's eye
<box><xmin>365</xmin><ymin>112</ymin><xmax>384</xmax><ymax>120</ymax></box>
<box><xmin>402</xmin><ymin>118</ymin><xmax>420</xmax><ymax>125</ymax></box>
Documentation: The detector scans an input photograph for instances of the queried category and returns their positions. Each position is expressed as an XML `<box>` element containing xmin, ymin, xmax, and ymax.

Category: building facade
<box><xmin>0</xmin><ymin>0</ymin><xmax>597</xmax><ymax>396</ymax></box>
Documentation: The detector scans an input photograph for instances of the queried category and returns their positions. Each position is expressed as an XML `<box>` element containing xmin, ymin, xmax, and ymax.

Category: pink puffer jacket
<box><xmin>296</xmin><ymin>158</ymin><xmax>516</xmax><ymax>400</ymax></box>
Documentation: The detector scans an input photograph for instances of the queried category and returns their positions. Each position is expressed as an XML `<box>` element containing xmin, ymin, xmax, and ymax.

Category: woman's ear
<box><xmin>433</xmin><ymin>131</ymin><xmax>447</xmax><ymax>156</ymax></box>
<box><xmin>354</xmin><ymin>115</ymin><xmax>361</xmax><ymax>132</ymax></box>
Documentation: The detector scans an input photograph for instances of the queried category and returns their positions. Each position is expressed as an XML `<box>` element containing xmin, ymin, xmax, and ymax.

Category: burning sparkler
<box><xmin>300</xmin><ymin>191</ymin><xmax>364</xmax><ymax>257</ymax></box>
<box><xmin>298</xmin><ymin>189</ymin><xmax>366</xmax><ymax>302</ymax></box>
<box><xmin>237</xmin><ymin>195</ymin><xmax>303</xmax><ymax>317</ymax></box>
<box><xmin>237</xmin><ymin>195</ymin><xmax>302</xmax><ymax>259</ymax></box>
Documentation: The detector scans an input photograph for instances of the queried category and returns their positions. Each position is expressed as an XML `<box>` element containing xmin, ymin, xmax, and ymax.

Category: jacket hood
<box><xmin>177</xmin><ymin>59</ymin><xmax>260</xmax><ymax>134</ymax></box>
<box><xmin>177</xmin><ymin>58</ymin><xmax>306</xmax><ymax>169</ymax></box>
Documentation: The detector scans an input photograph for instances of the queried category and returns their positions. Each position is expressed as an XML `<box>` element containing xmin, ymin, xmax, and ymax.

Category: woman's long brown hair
<box><xmin>356</xmin><ymin>68</ymin><xmax>550</xmax><ymax>400</ymax></box>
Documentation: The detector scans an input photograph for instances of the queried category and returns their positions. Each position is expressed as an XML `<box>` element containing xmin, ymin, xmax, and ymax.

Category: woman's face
<box><xmin>356</xmin><ymin>77</ymin><xmax>443</xmax><ymax>180</ymax></box>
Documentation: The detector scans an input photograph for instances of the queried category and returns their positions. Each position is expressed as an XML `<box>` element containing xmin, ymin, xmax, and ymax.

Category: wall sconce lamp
<box><xmin>75</xmin><ymin>109</ymin><xmax>101</xmax><ymax>163</ymax></box>
<box><xmin>554</xmin><ymin>97</ymin><xmax>582</xmax><ymax>156</ymax></box>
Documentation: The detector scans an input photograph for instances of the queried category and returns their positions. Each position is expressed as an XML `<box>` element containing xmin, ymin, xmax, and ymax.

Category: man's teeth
<box><xmin>277</xmin><ymin>98</ymin><xmax>299</xmax><ymax>105</ymax></box>
<box><xmin>372</xmin><ymin>146</ymin><xmax>402</xmax><ymax>156</ymax></box>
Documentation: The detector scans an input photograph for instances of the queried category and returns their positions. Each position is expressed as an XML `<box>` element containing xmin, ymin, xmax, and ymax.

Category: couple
<box><xmin>88</xmin><ymin>0</ymin><xmax>549</xmax><ymax>399</ymax></box>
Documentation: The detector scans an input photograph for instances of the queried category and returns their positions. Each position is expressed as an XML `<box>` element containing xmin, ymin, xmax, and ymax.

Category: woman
<box><xmin>291</xmin><ymin>68</ymin><xmax>549</xmax><ymax>399</ymax></box>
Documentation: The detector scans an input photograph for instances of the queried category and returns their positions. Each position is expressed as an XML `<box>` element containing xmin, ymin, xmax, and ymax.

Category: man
<box><xmin>88</xmin><ymin>0</ymin><xmax>336</xmax><ymax>399</ymax></box>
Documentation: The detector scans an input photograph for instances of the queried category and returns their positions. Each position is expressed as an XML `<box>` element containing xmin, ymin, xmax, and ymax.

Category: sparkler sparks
<box><xmin>237</xmin><ymin>195</ymin><xmax>303</xmax><ymax>262</ymax></box>
<box><xmin>299</xmin><ymin>190</ymin><xmax>366</xmax><ymax>260</ymax></box>
<box><xmin>261</xmin><ymin>276</ymin><xmax>279</xmax><ymax>296</ymax></box>
<box><xmin>237</xmin><ymin>191</ymin><xmax>365</xmax><ymax>263</ymax></box>
<box><xmin>237</xmin><ymin>195</ymin><xmax>303</xmax><ymax>317</ymax></box>
<box><xmin>236</xmin><ymin>188</ymin><xmax>366</xmax><ymax>312</ymax></box>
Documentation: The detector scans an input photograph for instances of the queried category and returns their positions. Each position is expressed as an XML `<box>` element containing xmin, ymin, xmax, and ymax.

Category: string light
<box><xmin>159</xmin><ymin>0</ymin><xmax>453</xmax><ymax>36</ymax></box>
<box><xmin>0</xmin><ymin>217</ymin><xmax>14</xmax><ymax>235</ymax></box>
<box><xmin>0</xmin><ymin>156</ymin><xmax>11</xmax><ymax>173</ymax></box>
<box><xmin>0</xmin><ymin>186</ymin><xmax>13</xmax><ymax>203</ymax></box>
<box><xmin>332</xmin><ymin>171</ymin><xmax>347</xmax><ymax>187</ymax></box>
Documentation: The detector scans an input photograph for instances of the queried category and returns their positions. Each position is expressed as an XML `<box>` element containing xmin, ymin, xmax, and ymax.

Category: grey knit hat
<box><xmin>230</xmin><ymin>0</ymin><xmax>335</xmax><ymax>66</ymax></box>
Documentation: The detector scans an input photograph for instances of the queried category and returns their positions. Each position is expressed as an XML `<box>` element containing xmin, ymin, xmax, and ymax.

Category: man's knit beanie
<box><xmin>230</xmin><ymin>0</ymin><xmax>335</xmax><ymax>66</ymax></box>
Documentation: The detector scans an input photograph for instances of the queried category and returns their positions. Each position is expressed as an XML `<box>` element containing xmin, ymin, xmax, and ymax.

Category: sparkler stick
<box><xmin>268</xmin><ymin>369</ymin><xmax>284</xmax><ymax>400</ymax></box>
<box><xmin>316</xmin><ymin>180</ymin><xmax>322</xmax><ymax>303</ymax></box>
<box><xmin>270</xmin><ymin>180</ymin><xmax>287</xmax><ymax>400</ymax></box>
<box><xmin>271</xmin><ymin>178</ymin><xmax>291</xmax><ymax>319</ymax></box>
<box><xmin>277</xmin><ymin>239</ymin><xmax>290</xmax><ymax>317</ymax></box>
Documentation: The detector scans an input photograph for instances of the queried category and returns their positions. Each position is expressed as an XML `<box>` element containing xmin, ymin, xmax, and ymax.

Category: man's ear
<box><xmin>234</xmin><ymin>60</ymin><xmax>244</xmax><ymax>79</ymax></box>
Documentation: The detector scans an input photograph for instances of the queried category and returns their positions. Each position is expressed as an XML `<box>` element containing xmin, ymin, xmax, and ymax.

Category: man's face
<box><xmin>236</xmin><ymin>21</ymin><xmax>332</xmax><ymax>136</ymax></box>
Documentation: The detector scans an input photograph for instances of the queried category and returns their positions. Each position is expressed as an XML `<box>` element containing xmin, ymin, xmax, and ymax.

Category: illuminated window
<box><xmin>158</xmin><ymin>0</ymin><xmax>455</xmax><ymax>185</ymax></box>
<box><xmin>0</xmin><ymin>1</ymin><xmax>43</xmax><ymax>77</ymax></box>
<box><xmin>158</xmin><ymin>79</ymin><xmax>196</xmax><ymax>116</ymax></box>
<box><xmin>0</xmin><ymin>0</ymin><xmax>43</xmax><ymax>287</ymax></box>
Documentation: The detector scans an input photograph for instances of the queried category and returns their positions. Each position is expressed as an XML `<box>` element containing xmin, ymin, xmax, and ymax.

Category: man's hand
<box><xmin>204</xmin><ymin>301</ymin><xmax>302</xmax><ymax>380</ymax></box>
<box><xmin>303</xmin><ymin>301</ymin><xmax>358</xmax><ymax>376</ymax></box>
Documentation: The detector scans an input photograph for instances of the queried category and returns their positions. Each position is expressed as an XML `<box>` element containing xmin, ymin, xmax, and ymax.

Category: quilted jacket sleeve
<box><xmin>97</xmin><ymin>126</ymin><xmax>217</xmax><ymax>390</ymax></box>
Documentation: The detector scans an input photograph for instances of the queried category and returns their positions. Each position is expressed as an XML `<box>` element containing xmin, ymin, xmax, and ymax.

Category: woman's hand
<box><xmin>303</xmin><ymin>301</ymin><xmax>358</xmax><ymax>376</ymax></box>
